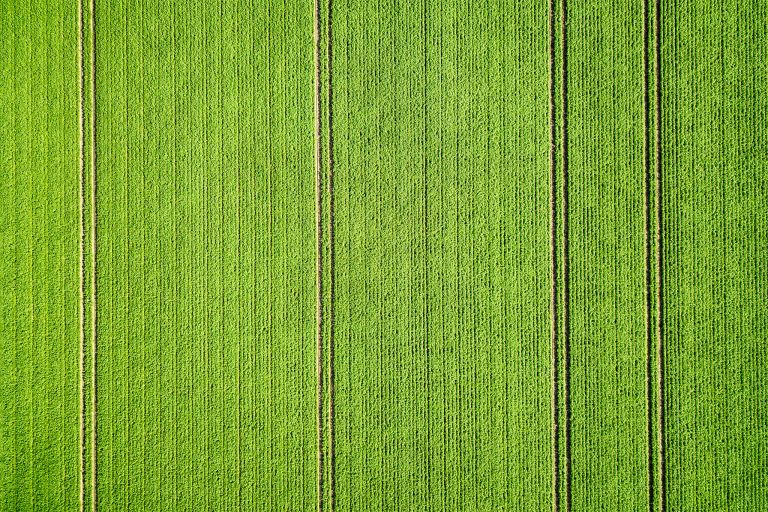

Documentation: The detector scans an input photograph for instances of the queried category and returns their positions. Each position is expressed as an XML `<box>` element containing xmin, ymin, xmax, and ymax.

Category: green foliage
<box><xmin>1</xmin><ymin>0</ymin><xmax>766</xmax><ymax>510</ymax></box>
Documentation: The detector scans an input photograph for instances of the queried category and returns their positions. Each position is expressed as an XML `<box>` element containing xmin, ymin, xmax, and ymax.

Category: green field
<box><xmin>1</xmin><ymin>0</ymin><xmax>766</xmax><ymax>510</ymax></box>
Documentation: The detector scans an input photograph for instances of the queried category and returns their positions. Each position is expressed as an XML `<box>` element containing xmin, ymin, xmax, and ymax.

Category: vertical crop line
<box><xmin>547</xmin><ymin>0</ymin><xmax>559</xmax><ymax>509</ymax></box>
<box><xmin>313</xmin><ymin>0</ymin><xmax>325</xmax><ymax>508</ymax></box>
<box><xmin>560</xmin><ymin>0</ymin><xmax>571</xmax><ymax>509</ymax></box>
<box><xmin>325</xmin><ymin>0</ymin><xmax>336</xmax><ymax>507</ymax></box>
<box><xmin>77</xmin><ymin>0</ymin><xmax>86</xmax><ymax>509</ymax></box>
<box><xmin>89</xmin><ymin>0</ymin><xmax>98</xmax><ymax>508</ymax></box>
<box><xmin>642</xmin><ymin>0</ymin><xmax>653</xmax><ymax>507</ymax></box>
<box><xmin>654</xmin><ymin>0</ymin><xmax>665</xmax><ymax>509</ymax></box>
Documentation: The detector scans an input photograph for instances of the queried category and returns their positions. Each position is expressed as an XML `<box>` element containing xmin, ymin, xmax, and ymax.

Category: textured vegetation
<box><xmin>1</xmin><ymin>0</ymin><xmax>766</xmax><ymax>510</ymax></box>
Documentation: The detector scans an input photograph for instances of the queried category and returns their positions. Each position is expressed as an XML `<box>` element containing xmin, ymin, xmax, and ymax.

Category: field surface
<box><xmin>1</xmin><ymin>0</ymin><xmax>766</xmax><ymax>510</ymax></box>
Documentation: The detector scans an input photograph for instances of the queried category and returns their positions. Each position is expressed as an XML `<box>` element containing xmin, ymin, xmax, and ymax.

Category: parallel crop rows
<box><xmin>1</xmin><ymin>0</ymin><xmax>766</xmax><ymax>510</ymax></box>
